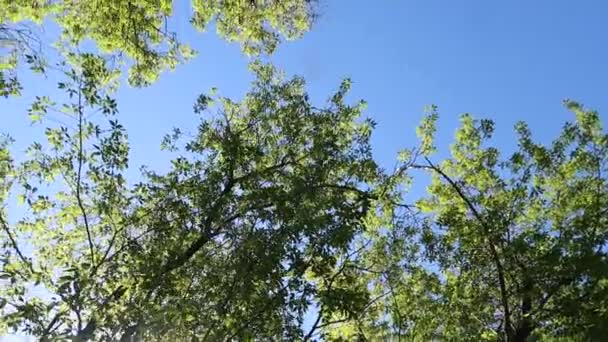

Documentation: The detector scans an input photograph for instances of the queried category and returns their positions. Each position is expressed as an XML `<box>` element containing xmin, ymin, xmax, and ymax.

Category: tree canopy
<box><xmin>334</xmin><ymin>103</ymin><xmax>608</xmax><ymax>341</ymax></box>
<box><xmin>1</xmin><ymin>0</ymin><xmax>315</xmax><ymax>92</ymax></box>
<box><xmin>1</xmin><ymin>56</ymin><xmax>607</xmax><ymax>340</ymax></box>
<box><xmin>1</xmin><ymin>2</ymin><xmax>607</xmax><ymax>342</ymax></box>
<box><xmin>0</xmin><ymin>59</ymin><xmax>394</xmax><ymax>340</ymax></box>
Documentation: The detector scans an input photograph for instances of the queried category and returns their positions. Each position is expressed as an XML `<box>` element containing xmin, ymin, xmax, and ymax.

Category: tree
<box><xmin>1</xmin><ymin>54</ymin><xmax>607</xmax><ymax>341</ymax></box>
<box><xmin>0</xmin><ymin>60</ymin><xmax>403</xmax><ymax>340</ymax></box>
<box><xmin>342</xmin><ymin>104</ymin><xmax>608</xmax><ymax>341</ymax></box>
<box><xmin>1</xmin><ymin>0</ymin><xmax>316</xmax><ymax>93</ymax></box>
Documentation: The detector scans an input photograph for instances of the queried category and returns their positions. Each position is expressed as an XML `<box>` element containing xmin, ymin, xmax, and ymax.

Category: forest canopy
<box><xmin>1</xmin><ymin>1</ymin><xmax>607</xmax><ymax>342</ymax></box>
<box><xmin>1</xmin><ymin>0</ymin><xmax>315</xmax><ymax>90</ymax></box>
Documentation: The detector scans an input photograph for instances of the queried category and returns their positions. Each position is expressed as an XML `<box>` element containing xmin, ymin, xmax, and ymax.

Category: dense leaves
<box><xmin>0</xmin><ymin>61</ymin><xmax>405</xmax><ymax>340</ymax></box>
<box><xmin>1</xmin><ymin>21</ymin><xmax>607</xmax><ymax>339</ymax></box>
<box><xmin>0</xmin><ymin>0</ymin><xmax>315</xmax><ymax>92</ymax></box>
<box><xmin>343</xmin><ymin>103</ymin><xmax>608</xmax><ymax>341</ymax></box>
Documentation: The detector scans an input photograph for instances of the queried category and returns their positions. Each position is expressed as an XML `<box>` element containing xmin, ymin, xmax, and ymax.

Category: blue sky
<box><xmin>126</xmin><ymin>0</ymin><xmax>608</xmax><ymax>173</ymax></box>
<box><xmin>2</xmin><ymin>0</ymin><xmax>608</xmax><ymax>340</ymax></box>
<box><xmin>5</xmin><ymin>0</ymin><xmax>608</xmax><ymax>178</ymax></box>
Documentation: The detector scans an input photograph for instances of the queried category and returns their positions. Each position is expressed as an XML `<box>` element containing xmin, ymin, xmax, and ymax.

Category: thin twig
<box><xmin>0</xmin><ymin>213</ymin><xmax>34</xmax><ymax>274</ymax></box>
<box><xmin>75</xmin><ymin>81</ymin><xmax>95</xmax><ymax>265</ymax></box>
<box><xmin>413</xmin><ymin>157</ymin><xmax>513</xmax><ymax>340</ymax></box>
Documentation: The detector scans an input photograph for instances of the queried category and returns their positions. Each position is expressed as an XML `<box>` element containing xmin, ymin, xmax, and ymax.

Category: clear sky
<box><xmin>2</xmin><ymin>0</ymin><xmax>608</xmax><ymax>340</ymax></box>
<box><xmin>5</xmin><ymin>0</ymin><xmax>608</xmax><ymax>178</ymax></box>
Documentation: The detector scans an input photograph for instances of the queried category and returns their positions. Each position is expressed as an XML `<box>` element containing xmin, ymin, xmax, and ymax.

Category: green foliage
<box><xmin>416</xmin><ymin>104</ymin><xmax>439</xmax><ymax>156</ymax></box>
<box><xmin>347</xmin><ymin>102</ymin><xmax>608</xmax><ymax>341</ymax></box>
<box><xmin>1</xmin><ymin>51</ymin><xmax>607</xmax><ymax>340</ymax></box>
<box><xmin>0</xmin><ymin>62</ymin><xmax>400</xmax><ymax>340</ymax></box>
<box><xmin>0</xmin><ymin>0</ymin><xmax>315</xmax><ymax>91</ymax></box>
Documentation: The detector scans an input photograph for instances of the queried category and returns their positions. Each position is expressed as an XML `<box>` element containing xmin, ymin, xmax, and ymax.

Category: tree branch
<box><xmin>413</xmin><ymin>157</ymin><xmax>513</xmax><ymax>340</ymax></box>
<box><xmin>75</xmin><ymin>82</ymin><xmax>95</xmax><ymax>265</ymax></box>
<box><xmin>40</xmin><ymin>309</ymin><xmax>67</xmax><ymax>342</ymax></box>
<box><xmin>304</xmin><ymin>242</ymin><xmax>374</xmax><ymax>341</ymax></box>
<box><xmin>0</xmin><ymin>213</ymin><xmax>35</xmax><ymax>275</ymax></box>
